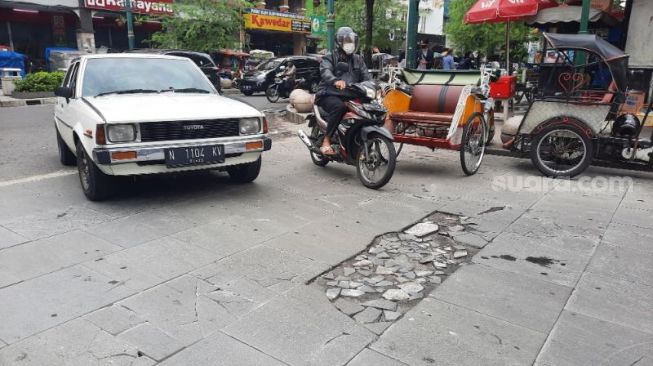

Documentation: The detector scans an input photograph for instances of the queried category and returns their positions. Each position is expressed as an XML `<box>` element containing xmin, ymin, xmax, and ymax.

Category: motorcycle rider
<box><xmin>315</xmin><ymin>27</ymin><xmax>372</xmax><ymax>155</ymax></box>
<box><xmin>280</xmin><ymin>60</ymin><xmax>296</xmax><ymax>93</ymax></box>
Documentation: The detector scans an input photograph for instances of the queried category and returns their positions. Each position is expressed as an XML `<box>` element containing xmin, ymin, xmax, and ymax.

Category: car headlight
<box><xmin>106</xmin><ymin>124</ymin><xmax>136</xmax><ymax>143</ymax></box>
<box><xmin>239</xmin><ymin>118</ymin><xmax>261</xmax><ymax>135</ymax></box>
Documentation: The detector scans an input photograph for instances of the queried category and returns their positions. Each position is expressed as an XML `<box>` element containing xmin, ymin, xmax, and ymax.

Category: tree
<box><xmin>149</xmin><ymin>0</ymin><xmax>251</xmax><ymax>51</ymax></box>
<box><xmin>445</xmin><ymin>0</ymin><xmax>534</xmax><ymax>61</ymax></box>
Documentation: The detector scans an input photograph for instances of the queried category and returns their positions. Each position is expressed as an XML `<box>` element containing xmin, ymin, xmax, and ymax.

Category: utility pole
<box><xmin>326</xmin><ymin>0</ymin><xmax>335</xmax><ymax>52</ymax></box>
<box><xmin>576</xmin><ymin>0</ymin><xmax>590</xmax><ymax>65</ymax></box>
<box><xmin>125</xmin><ymin>0</ymin><xmax>135</xmax><ymax>50</ymax></box>
<box><xmin>406</xmin><ymin>0</ymin><xmax>419</xmax><ymax>69</ymax></box>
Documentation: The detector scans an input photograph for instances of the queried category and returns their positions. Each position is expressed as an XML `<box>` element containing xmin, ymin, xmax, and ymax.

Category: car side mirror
<box><xmin>55</xmin><ymin>86</ymin><xmax>73</xmax><ymax>99</ymax></box>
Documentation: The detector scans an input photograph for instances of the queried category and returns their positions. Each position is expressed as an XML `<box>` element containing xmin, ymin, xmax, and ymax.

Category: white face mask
<box><xmin>342</xmin><ymin>43</ymin><xmax>356</xmax><ymax>55</ymax></box>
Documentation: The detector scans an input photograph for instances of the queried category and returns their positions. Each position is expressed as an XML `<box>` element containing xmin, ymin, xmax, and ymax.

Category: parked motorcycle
<box><xmin>297</xmin><ymin>80</ymin><xmax>397</xmax><ymax>189</ymax></box>
<box><xmin>265</xmin><ymin>73</ymin><xmax>307</xmax><ymax>103</ymax></box>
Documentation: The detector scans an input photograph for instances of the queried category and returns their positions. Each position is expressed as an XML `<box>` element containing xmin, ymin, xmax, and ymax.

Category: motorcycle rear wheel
<box><xmin>357</xmin><ymin>133</ymin><xmax>397</xmax><ymax>189</ymax></box>
<box><xmin>266</xmin><ymin>85</ymin><xmax>280</xmax><ymax>103</ymax></box>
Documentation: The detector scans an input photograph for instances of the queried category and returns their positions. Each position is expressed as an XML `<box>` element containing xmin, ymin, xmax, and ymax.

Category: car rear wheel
<box><xmin>227</xmin><ymin>157</ymin><xmax>261</xmax><ymax>183</ymax></box>
<box><xmin>242</xmin><ymin>90</ymin><xmax>254</xmax><ymax>96</ymax></box>
<box><xmin>57</xmin><ymin>129</ymin><xmax>76</xmax><ymax>166</ymax></box>
<box><xmin>76</xmin><ymin>141</ymin><xmax>114</xmax><ymax>201</ymax></box>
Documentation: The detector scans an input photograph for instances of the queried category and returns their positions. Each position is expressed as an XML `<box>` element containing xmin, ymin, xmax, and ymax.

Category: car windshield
<box><xmin>81</xmin><ymin>57</ymin><xmax>215</xmax><ymax>97</ymax></box>
<box><xmin>256</xmin><ymin>59</ymin><xmax>282</xmax><ymax>71</ymax></box>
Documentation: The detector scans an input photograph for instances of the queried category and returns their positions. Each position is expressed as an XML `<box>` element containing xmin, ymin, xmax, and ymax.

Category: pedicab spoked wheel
<box><xmin>530</xmin><ymin>123</ymin><xmax>593</xmax><ymax>178</ymax></box>
<box><xmin>357</xmin><ymin>133</ymin><xmax>397</xmax><ymax>189</ymax></box>
<box><xmin>460</xmin><ymin>112</ymin><xmax>488</xmax><ymax>176</ymax></box>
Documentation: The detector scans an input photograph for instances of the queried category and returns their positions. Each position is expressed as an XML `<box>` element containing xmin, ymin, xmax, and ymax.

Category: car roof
<box><xmin>127</xmin><ymin>49</ymin><xmax>212</xmax><ymax>58</ymax></box>
<box><xmin>77</xmin><ymin>53</ymin><xmax>192</xmax><ymax>61</ymax></box>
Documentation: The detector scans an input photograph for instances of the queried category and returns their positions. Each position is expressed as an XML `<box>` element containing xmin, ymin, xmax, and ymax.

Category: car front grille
<box><xmin>139</xmin><ymin>119</ymin><xmax>240</xmax><ymax>142</ymax></box>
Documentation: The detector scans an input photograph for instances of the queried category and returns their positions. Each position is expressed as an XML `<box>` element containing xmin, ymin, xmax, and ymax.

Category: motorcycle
<box><xmin>297</xmin><ymin>80</ymin><xmax>397</xmax><ymax>189</ymax></box>
<box><xmin>265</xmin><ymin>73</ymin><xmax>307</xmax><ymax>103</ymax></box>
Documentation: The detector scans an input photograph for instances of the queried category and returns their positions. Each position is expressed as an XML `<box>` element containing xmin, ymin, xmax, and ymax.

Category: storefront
<box><xmin>243</xmin><ymin>7</ymin><xmax>311</xmax><ymax>56</ymax></box>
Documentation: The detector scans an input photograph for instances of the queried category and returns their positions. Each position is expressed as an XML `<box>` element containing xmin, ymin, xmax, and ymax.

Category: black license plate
<box><xmin>242</xmin><ymin>85</ymin><xmax>251</xmax><ymax>90</ymax></box>
<box><xmin>165</xmin><ymin>145</ymin><xmax>224</xmax><ymax>167</ymax></box>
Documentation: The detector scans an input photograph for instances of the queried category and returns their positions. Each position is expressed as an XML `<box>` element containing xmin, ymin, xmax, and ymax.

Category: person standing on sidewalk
<box><xmin>442</xmin><ymin>48</ymin><xmax>455</xmax><ymax>70</ymax></box>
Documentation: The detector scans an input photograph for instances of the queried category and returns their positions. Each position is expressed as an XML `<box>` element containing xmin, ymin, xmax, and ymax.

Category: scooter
<box><xmin>297</xmin><ymin>80</ymin><xmax>397</xmax><ymax>189</ymax></box>
<box><xmin>265</xmin><ymin>73</ymin><xmax>307</xmax><ymax>103</ymax></box>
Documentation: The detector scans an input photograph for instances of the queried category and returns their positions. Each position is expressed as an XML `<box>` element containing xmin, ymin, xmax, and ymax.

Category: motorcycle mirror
<box><xmin>336</xmin><ymin>62</ymin><xmax>349</xmax><ymax>73</ymax></box>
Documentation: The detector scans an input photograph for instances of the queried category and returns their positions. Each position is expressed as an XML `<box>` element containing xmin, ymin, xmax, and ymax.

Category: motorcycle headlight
<box><xmin>239</xmin><ymin>118</ymin><xmax>261</xmax><ymax>135</ymax></box>
<box><xmin>106</xmin><ymin>124</ymin><xmax>136</xmax><ymax>143</ymax></box>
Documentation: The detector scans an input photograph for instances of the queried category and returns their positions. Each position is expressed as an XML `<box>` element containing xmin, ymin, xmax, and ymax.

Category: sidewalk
<box><xmin>0</xmin><ymin>134</ymin><xmax>651</xmax><ymax>365</ymax></box>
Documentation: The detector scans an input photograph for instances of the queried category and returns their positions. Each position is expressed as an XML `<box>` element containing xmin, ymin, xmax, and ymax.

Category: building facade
<box><xmin>244</xmin><ymin>0</ymin><xmax>309</xmax><ymax>56</ymax></box>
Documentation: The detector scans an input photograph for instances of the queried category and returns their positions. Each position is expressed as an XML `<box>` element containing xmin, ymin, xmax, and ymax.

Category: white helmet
<box><xmin>336</xmin><ymin>27</ymin><xmax>359</xmax><ymax>55</ymax></box>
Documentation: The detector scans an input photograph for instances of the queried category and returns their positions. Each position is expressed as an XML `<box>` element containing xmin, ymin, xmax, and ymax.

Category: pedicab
<box><xmin>503</xmin><ymin>33</ymin><xmax>653</xmax><ymax>177</ymax></box>
<box><xmin>382</xmin><ymin>67</ymin><xmax>498</xmax><ymax>175</ymax></box>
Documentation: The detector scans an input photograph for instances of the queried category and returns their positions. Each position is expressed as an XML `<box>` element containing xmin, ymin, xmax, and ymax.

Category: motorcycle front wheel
<box><xmin>357</xmin><ymin>133</ymin><xmax>397</xmax><ymax>189</ymax></box>
<box><xmin>266</xmin><ymin>84</ymin><xmax>280</xmax><ymax>103</ymax></box>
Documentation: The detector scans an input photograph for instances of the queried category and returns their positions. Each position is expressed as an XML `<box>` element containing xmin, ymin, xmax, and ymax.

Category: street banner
<box><xmin>84</xmin><ymin>0</ymin><xmax>174</xmax><ymax>16</ymax></box>
<box><xmin>310</xmin><ymin>16</ymin><xmax>326</xmax><ymax>37</ymax></box>
<box><xmin>243</xmin><ymin>8</ymin><xmax>311</xmax><ymax>34</ymax></box>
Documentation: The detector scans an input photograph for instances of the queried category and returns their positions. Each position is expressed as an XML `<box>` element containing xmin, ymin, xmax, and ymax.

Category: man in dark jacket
<box><xmin>316</xmin><ymin>27</ymin><xmax>372</xmax><ymax>155</ymax></box>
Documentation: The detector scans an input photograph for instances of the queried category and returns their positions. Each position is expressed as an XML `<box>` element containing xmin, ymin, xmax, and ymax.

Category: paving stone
<box><xmin>365</xmin><ymin>275</ymin><xmax>385</xmax><ymax>284</ymax></box>
<box><xmin>383</xmin><ymin>310</ymin><xmax>402</xmax><ymax>321</ymax></box>
<box><xmin>85</xmin><ymin>304</ymin><xmax>145</xmax><ymax>336</ymax></box>
<box><xmin>0</xmin><ymin>226</ymin><xmax>27</xmax><ymax>250</ymax></box>
<box><xmin>535</xmin><ymin>310</ymin><xmax>653</xmax><ymax>366</ymax></box>
<box><xmin>0</xmin><ymin>265</ymin><xmax>134</xmax><ymax>344</ymax></box>
<box><xmin>382</xmin><ymin>289</ymin><xmax>410</xmax><ymax>301</ymax></box>
<box><xmin>359</xmin><ymin>285</ymin><xmax>377</xmax><ymax>293</ymax></box>
<box><xmin>323</xmin><ymin>272</ymin><xmax>335</xmax><ymax>280</ymax></box>
<box><xmin>0</xmin><ymin>318</ymin><xmax>155</xmax><ymax>366</ymax></box>
<box><xmin>362</xmin><ymin>299</ymin><xmax>398</xmax><ymax>311</ymax></box>
<box><xmin>1</xmin><ymin>206</ymin><xmax>112</xmax><ymax>240</ymax></box>
<box><xmin>354</xmin><ymin>259</ymin><xmax>373</xmax><ymax>267</ymax></box>
<box><xmin>341</xmin><ymin>289</ymin><xmax>365</xmax><ymax>297</ymax></box>
<box><xmin>334</xmin><ymin>299</ymin><xmax>365</xmax><ymax>316</ymax></box>
<box><xmin>159</xmin><ymin>331</ymin><xmax>286</xmax><ymax>366</ymax></box>
<box><xmin>358</xmin><ymin>269</ymin><xmax>372</xmax><ymax>276</ymax></box>
<box><xmin>408</xmin><ymin>292</ymin><xmax>424</xmax><ymax>300</ymax></box>
<box><xmin>586</xmin><ymin>243</ymin><xmax>653</xmax><ymax>286</ymax></box>
<box><xmin>453</xmin><ymin>232</ymin><xmax>488</xmax><ymax>248</ymax></box>
<box><xmin>431</xmin><ymin>264</ymin><xmax>571</xmax><ymax>333</ymax></box>
<box><xmin>415</xmin><ymin>270</ymin><xmax>433</xmax><ymax>277</ymax></box>
<box><xmin>404</xmin><ymin>271</ymin><xmax>416</xmax><ymax>280</ymax></box>
<box><xmin>419</xmin><ymin>255</ymin><xmax>435</xmax><ymax>264</ymax></box>
<box><xmin>343</xmin><ymin>267</ymin><xmax>356</xmax><ymax>276</ymax></box>
<box><xmin>223</xmin><ymin>294</ymin><xmax>375</xmax><ymax>366</ymax></box>
<box><xmin>369</xmin><ymin>246</ymin><xmax>385</xmax><ymax>254</ymax></box>
<box><xmin>376</xmin><ymin>266</ymin><xmax>395</xmax><ymax>275</ymax></box>
<box><xmin>398</xmin><ymin>282</ymin><xmax>424</xmax><ymax>294</ymax></box>
<box><xmin>433</xmin><ymin>261</ymin><xmax>447</xmax><ymax>269</ymax></box>
<box><xmin>0</xmin><ymin>230</ymin><xmax>121</xmax><ymax>287</ymax></box>
<box><xmin>405</xmin><ymin>222</ymin><xmax>439</xmax><ymax>237</ymax></box>
<box><xmin>454</xmin><ymin>250</ymin><xmax>468</xmax><ymax>258</ymax></box>
<box><xmin>338</xmin><ymin>281</ymin><xmax>351</xmax><ymax>289</ymax></box>
<box><xmin>326</xmin><ymin>281</ymin><xmax>338</xmax><ymax>286</ymax></box>
<box><xmin>118</xmin><ymin>323</ymin><xmax>184</xmax><ymax>362</ymax></box>
<box><xmin>372</xmin><ymin>298</ymin><xmax>546</xmax><ymax>366</ymax></box>
<box><xmin>376</xmin><ymin>280</ymin><xmax>394</xmax><ymax>287</ymax></box>
<box><xmin>354</xmin><ymin>307</ymin><xmax>382</xmax><ymax>324</ymax></box>
<box><xmin>347</xmin><ymin>348</ymin><xmax>409</xmax><ymax>366</ymax></box>
<box><xmin>326</xmin><ymin>288</ymin><xmax>341</xmax><ymax>301</ymax></box>
<box><xmin>429</xmin><ymin>276</ymin><xmax>443</xmax><ymax>284</ymax></box>
<box><xmin>365</xmin><ymin>321</ymin><xmax>393</xmax><ymax>335</ymax></box>
<box><xmin>349</xmin><ymin>281</ymin><xmax>363</xmax><ymax>288</ymax></box>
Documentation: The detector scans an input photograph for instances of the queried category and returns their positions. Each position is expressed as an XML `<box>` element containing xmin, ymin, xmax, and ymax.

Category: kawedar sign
<box><xmin>244</xmin><ymin>8</ymin><xmax>311</xmax><ymax>34</ymax></box>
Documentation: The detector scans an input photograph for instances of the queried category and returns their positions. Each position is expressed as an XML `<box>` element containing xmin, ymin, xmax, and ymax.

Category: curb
<box><xmin>285</xmin><ymin>105</ymin><xmax>309</xmax><ymax>125</ymax></box>
<box><xmin>0</xmin><ymin>97</ymin><xmax>56</xmax><ymax>107</ymax></box>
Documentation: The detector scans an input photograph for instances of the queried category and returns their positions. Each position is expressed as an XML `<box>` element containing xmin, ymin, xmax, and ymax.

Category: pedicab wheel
<box><xmin>460</xmin><ymin>112</ymin><xmax>488</xmax><ymax>176</ymax></box>
<box><xmin>357</xmin><ymin>133</ymin><xmax>397</xmax><ymax>190</ymax></box>
<box><xmin>530</xmin><ymin>123</ymin><xmax>593</xmax><ymax>178</ymax></box>
<box><xmin>265</xmin><ymin>85</ymin><xmax>280</xmax><ymax>103</ymax></box>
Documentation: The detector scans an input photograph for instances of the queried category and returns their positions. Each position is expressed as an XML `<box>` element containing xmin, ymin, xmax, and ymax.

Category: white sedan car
<box><xmin>54</xmin><ymin>54</ymin><xmax>271</xmax><ymax>200</ymax></box>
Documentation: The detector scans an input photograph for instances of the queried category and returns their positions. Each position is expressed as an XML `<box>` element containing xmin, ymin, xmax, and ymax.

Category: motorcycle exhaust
<box><xmin>297</xmin><ymin>130</ymin><xmax>321</xmax><ymax>153</ymax></box>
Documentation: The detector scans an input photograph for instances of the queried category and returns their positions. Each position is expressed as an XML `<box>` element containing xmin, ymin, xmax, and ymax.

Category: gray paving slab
<box><xmin>193</xmin><ymin>245</ymin><xmax>328</xmax><ymax>294</ymax></box>
<box><xmin>535</xmin><ymin>310</ymin><xmax>653</xmax><ymax>366</ymax></box>
<box><xmin>83</xmin><ymin>236</ymin><xmax>219</xmax><ymax>291</ymax></box>
<box><xmin>0</xmin><ymin>265</ymin><xmax>134</xmax><ymax>344</ymax></box>
<box><xmin>347</xmin><ymin>348</ymin><xmax>408</xmax><ymax>366</ymax></box>
<box><xmin>223</xmin><ymin>291</ymin><xmax>375</xmax><ymax>366</ymax></box>
<box><xmin>612</xmin><ymin>206</ymin><xmax>653</xmax><ymax>229</ymax></box>
<box><xmin>117</xmin><ymin>323</ymin><xmax>185</xmax><ymax>362</ymax></box>
<box><xmin>602</xmin><ymin>222</ymin><xmax>653</xmax><ymax>253</ymax></box>
<box><xmin>203</xmin><ymin>277</ymin><xmax>277</xmax><ymax>318</ymax></box>
<box><xmin>371</xmin><ymin>297</ymin><xmax>547</xmax><ymax>366</ymax></box>
<box><xmin>84</xmin><ymin>304</ymin><xmax>145</xmax><ymax>336</ymax></box>
<box><xmin>567</xmin><ymin>272</ymin><xmax>653</xmax><ymax>334</ymax></box>
<box><xmin>506</xmin><ymin>213</ymin><xmax>603</xmax><ymax>242</ymax></box>
<box><xmin>431</xmin><ymin>264</ymin><xmax>571</xmax><ymax>333</ymax></box>
<box><xmin>474</xmin><ymin>231</ymin><xmax>596</xmax><ymax>287</ymax></box>
<box><xmin>83</xmin><ymin>216</ymin><xmax>166</xmax><ymax>248</ymax></box>
<box><xmin>0</xmin><ymin>205</ymin><xmax>112</xmax><ymax>240</ymax></box>
<box><xmin>0</xmin><ymin>226</ymin><xmax>27</xmax><ymax>250</ymax></box>
<box><xmin>119</xmin><ymin>275</ymin><xmax>236</xmax><ymax>346</ymax></box>
<box><xmin>159</xmin><ymin>331</ymin><xmax>287</xmax><ymax>366</ymax></box>
<box><xmin>587</xmin><ymin>243</ymin><xmax>653</xmax><ymax>286</ymax></box>
<box><xmin>0</xmin><ymin>230</ymin><xmax>121</xmax><ymax>287</ymax></box>
<box><xmin>0</xmin><ymin>318</ymin><xmax>155</xmax><ymax>366</ymax></box>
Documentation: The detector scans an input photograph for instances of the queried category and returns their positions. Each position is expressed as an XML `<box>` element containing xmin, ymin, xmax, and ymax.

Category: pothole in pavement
<box><xmin>311</xmin><ymin>211</ymin><xmax>479</xmax><ymax>335</ymax></box>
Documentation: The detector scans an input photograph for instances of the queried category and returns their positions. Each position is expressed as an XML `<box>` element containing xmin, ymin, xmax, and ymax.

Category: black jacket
<box><xmin>317</xmin><ymin>51</ymin><xmax>371</xmax><ymax>98</ymax></box>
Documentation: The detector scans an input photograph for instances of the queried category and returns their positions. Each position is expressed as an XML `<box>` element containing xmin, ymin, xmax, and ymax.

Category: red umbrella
<box><xmin>464</xmin><ymin>0</ymin><xmax>558</xmax><ymax>72</ymax></box>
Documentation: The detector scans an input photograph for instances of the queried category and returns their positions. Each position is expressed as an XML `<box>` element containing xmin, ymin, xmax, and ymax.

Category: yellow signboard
<box><xmin>243</xmin><ymin>8</ymin><xmax>311</xmax><ymax>34</ymax></box>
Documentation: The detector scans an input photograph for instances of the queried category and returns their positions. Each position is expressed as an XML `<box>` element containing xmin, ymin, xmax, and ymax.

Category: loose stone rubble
<box><xmin>313</xmin><ymin>212</ymin><xmax>476</xmax><ymax>334</ymax></box>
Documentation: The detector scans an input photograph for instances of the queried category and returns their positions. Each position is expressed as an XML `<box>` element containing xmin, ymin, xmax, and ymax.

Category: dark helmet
<box><xmin>336</xmin><ymin>27</ymin><xmax>359</xmax><ymax>55</ymax></box>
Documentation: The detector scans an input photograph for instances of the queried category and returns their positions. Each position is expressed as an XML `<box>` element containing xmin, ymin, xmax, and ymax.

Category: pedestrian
<box><xmin>458</xmin><ymin>52</ymin><xmax>473</xmax><ymax>70</ymax></box>
<box><xmin>416</xmin><ymin>40</ymin><xmax>433</xmax><ymax>70</ymax></box>
<box><xmin>442</xmin><ymin>48</ymin><xmax>455</xmax><ymax>70</ymax></box>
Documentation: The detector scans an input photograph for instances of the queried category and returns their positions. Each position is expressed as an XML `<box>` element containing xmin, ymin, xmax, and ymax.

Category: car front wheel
<box><xmin>76</xmin><ymin>141</ymin><xmax>114</xmax><ymax>201</ymax></box>
<box><xmin>227</xmin><ymin>157</ymin><xmax>261</xmax><ymax>183</ymax></box>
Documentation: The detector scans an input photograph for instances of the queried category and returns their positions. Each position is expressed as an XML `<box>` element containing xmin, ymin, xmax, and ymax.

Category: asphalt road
<box><xmin>0</xmin><ymin>95</ymin><xmax>289</xmax><ymax>182</ymax></box>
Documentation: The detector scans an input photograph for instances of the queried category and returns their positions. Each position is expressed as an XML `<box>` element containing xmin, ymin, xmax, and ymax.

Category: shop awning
<box><xmin>526</xmin><ymin>6</ymin><xmax>618</xmax><ymax>26</ymax></box>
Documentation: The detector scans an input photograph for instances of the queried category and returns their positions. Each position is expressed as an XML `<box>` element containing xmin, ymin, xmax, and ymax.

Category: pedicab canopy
<box><xmin>542</xmin><ymin>32</ymin><xmax>629</xmax><ymax>92</ymax></box>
